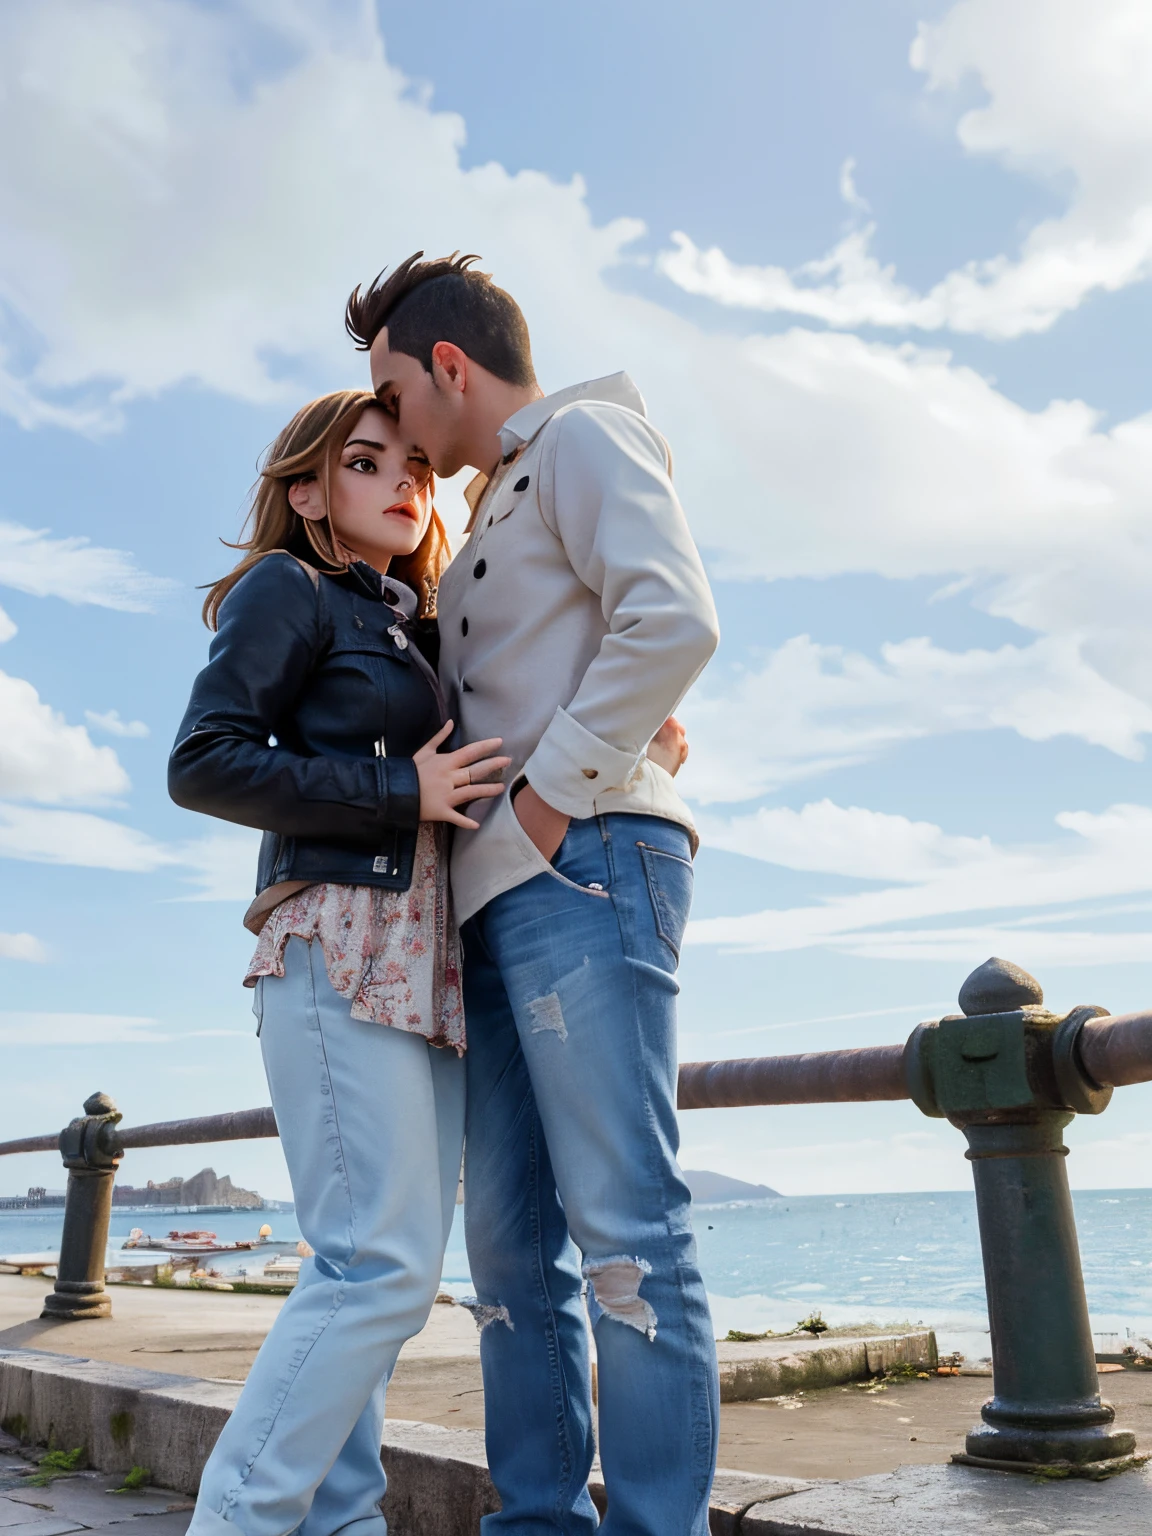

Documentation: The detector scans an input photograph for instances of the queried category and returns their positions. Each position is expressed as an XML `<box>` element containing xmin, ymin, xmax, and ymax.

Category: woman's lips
<box><xmin>382</xmin><ymin>500</ymin><xmax>419</xmax><ymax>522</ymax></box>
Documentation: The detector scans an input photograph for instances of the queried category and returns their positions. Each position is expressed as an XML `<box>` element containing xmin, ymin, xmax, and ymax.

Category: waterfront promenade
<box><xmin>1</xmin><ymin>1274</ymin><xmax>1149</xmax><ymax>1484</ymax></box>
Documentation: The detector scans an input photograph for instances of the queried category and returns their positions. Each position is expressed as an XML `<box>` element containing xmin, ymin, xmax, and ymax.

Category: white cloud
<box><xmin>175</xmin><ymin>828</ymin><xmax>261</xmax><ymax>902</ymax></box>
<box><xmin>0</xmin><ymin>605</ymin><xmax>15</xmax><ymax>643</ymax></box>
<box><xmin>0</xmin><ymin>1013</ymin><xmax>247</xmax><ymax>1045</ymax></box>
<box><xmin>690</xmin><ymin>799</ymin><xmax>1152</xmax><ymax>965</ymax></box>
<box><xmin>698</xmin><ymin>800</ymin><xmax>995</xmax><ymax>884</ymax></box>
<box><xmin>0</xmin><ymin>932</ymin><xmax>46</xmax><ymax>963</ymax></box>
<box><xmin>0</xmin><ymin>804</ymin><xmax>260</xmax><ymax>900</ymax></box>
<box><xmin>0</xmin><ymin>523</ymin><xmax>174</xmax><ymax>611</ymax></box>
<box><xmin>1</xmin><ymin>0</ymin><xmax>1151</xmax><ymax>787</ymax></box>
<box><xmin>85</xmin><ymin>708</ymin><xmax>149</xmax><ymax>739</ymax></box>
<box><xmin>680</xmin><ymin>633</ymin><xmax>1152</xmax><ymax>803</ymax></box>
<box><xmin>660</xmin><ymin>1</ymin><xmax>1152</xmax><ymax>339</ymax></box>
<box><xmin>0</xmin><ymin>672</ymin><xmax>129</xmax><ymax>804</ymax></box>
<box><xmin>0</xmin><ymin>804</ymin><xmax>170</xmax><ymax>870</ymax></box>
<box><xmin>0</xmin><ymin>1013</ymin><xmax>163</xmax><ymax>1046</ymax></box>
<box><xmin>0</xmin><ymin>0</ymin><xmax>644</xmax><ymax>427</ymax></box>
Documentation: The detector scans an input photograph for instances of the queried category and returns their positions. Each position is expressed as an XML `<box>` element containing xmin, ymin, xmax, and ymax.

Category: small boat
<box><xmin>121</xmin><ymin>1224</ymin><xmax>275</xmax><ymax>1255</ymax></box>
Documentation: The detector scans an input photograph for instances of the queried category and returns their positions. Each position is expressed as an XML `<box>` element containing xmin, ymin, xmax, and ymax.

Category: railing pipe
<box><xmin>1078</xmin><ymin>1009</ymin><xmax>1152</xmax><ymax>1089</ymax></box>
<box><xmin>677</xmin><ymin>1043</ymin><xmax>908</xmax><ymax>1110</ymax></box>
<box><xmin>116</xmin><ymin>1106</ymin><xmax>278</xmax><ymax>1150</ymax></box>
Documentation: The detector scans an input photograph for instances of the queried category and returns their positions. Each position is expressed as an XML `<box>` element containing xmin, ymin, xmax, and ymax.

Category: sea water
<box><xmin>4</xmin><ymin>1189</ymin><xmax>1150</xmax><ymax>1356</ymax></box>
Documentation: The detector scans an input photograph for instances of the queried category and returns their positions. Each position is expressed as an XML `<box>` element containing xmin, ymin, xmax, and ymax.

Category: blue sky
<box><xmin>2</xmin><ymin>0</ymin><xmax>1152</xmax><ymax>1201</ymax></box>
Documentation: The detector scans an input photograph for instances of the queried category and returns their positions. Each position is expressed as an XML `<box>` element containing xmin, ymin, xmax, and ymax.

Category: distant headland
<box><xmin>113</xmin><ymin>1167</ymin><xmax>267</xmax><ymax>1210</ymax></box>
<box><xmin>0</xmin><ymin>1167</ymin><xmax>291</xmax><ymax>1214</ymax></box>
<box><xmin>684</xmin><ymin>1169</ymin><xmax>782</xmax><ymax>1204</ymax></box>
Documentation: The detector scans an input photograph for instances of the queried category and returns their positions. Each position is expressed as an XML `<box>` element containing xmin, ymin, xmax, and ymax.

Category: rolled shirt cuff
<box><xmin>522</xmin><ymin>706</ymin><xmax>646</xmax><ymax>818</ymax></box>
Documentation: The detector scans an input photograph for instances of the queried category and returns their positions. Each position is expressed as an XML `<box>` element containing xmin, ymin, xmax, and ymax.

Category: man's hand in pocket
<box><xmin>513</xmin><ymin>783</ymin><xmax>570</xmax><ymax>861</ymax></box>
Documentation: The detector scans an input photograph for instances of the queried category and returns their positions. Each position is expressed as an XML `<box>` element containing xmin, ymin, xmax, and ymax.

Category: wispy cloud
<box><xmin>0</xmin><ymin>523</ymin><xmax>175</xmax><ymax>612</ymax></box>
<box><xmin>0</xmin><ymin>802</ymin><xmax>258</xmax><ymax>900</ymax></box>
<box><xmin>85</xmin><ymin>709</ymin><xmax>149</xmax><ymax>739</ymax></box>
<box><xmin>0</xmin><ymin>932</ymin><xmax>46</xmax><ymax>963</ymax></box>
<box><xmin>689</xmin><ymin>800</ymin><xmax>1152</xmax><ymax>967</ymax></box>
<box><xmin>680</xmin><ymin>635</ymin><xmax>1152</xmax><ymax>804</ymax></box>
<box><xmin>660</xmin><ymin>2</ymin><xmax>1152</xmax><ymax>340</ymax></box>
<box><xmin>0</xmin><ymin>1013</ymin><xmax>248</xmax><ymax>1046</ymax></box>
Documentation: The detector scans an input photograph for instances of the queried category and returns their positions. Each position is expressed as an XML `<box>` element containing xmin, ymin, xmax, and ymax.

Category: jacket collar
<box><xmin>462</xmin><ymin>372</ymin><xmax>647</xmax><ymax>517</ymax></box>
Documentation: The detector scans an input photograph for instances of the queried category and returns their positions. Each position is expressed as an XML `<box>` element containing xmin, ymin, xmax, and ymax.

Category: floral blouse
<box><xmin>244</xmin><ymin>822</ymin><xmax>465</xmax><ymax>1053</ymax></box>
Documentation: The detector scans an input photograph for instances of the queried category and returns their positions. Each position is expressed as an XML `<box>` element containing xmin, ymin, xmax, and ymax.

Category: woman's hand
<box><xmin>414</xmin><ymin>721</ymin><xmax>511</xmax><ymax>829</ymax></box>
<box><xmin>647</xmin><ymin>715</ymin><xmax>689</xmax><ymax>777</ymax></box>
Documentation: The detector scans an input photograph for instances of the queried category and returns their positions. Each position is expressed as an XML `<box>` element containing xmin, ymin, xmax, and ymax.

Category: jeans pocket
<box><xmin>637</xmin><ymin>841</ymin><xmax>694</xmax><ymax>960</ymax></box>
<box><xmin>251</xmin><ymin>976</ymin><xmax>265</xmax><ymax>1037</ymax></box>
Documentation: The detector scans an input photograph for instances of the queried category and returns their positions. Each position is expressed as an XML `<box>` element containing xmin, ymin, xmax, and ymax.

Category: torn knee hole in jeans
<box><xmin>584</xmin><ymin>1256</ymin><xmax>657</xmax><ymax>1341</ymax></box>
<box><xmin>527</xmin><ymin>990</ymin><xmax>567</xmax><ymax>1042</ymax></box>
<box><xmin>459</xmin><ymin>1296</ymin><xmax>514</xmax><ymax>1333</ymax></box>
<box><xmin>527</xmin><ymin>957</ymin><xmax>593</xmax><ymax>1044</ymax></box>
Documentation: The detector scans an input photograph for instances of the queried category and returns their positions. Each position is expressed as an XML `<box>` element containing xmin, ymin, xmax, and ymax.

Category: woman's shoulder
<box><xmin>241</xmin><ymin>550</ymin><xmax>322</xmax><ymax>593</ymax></box>
<box><xmin>218</xmin><ymin>551</ymin><xmax>324</xmax><ymax>624</ymax></box>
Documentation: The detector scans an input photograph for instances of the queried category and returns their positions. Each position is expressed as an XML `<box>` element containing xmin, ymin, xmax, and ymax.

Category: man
<box><xmin>346</xmin><ymin>253</ymin><xmax>721</xmax><ymax>1535</ymax></box>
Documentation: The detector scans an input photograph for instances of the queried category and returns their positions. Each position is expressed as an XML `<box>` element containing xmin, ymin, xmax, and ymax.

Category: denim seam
<box><xmin>218</xmin><ymin>1291</ymin><xmax>346</xmax><ymax>1516</ymax></box>
<box><xmin>525</xmin><ymin>1112</ymin><xmax>577</xmax><ymax>1516</ymax></box>
<box><xmin>307</xmin><ymin>939</ymin><xmax>357</xmax><ymax>1263</ymax></box>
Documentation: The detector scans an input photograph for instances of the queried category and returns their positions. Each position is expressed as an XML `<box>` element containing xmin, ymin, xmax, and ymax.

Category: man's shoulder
<box><xmin>541</xmin><ymin>395</ymin><xmax>671</xmax><ymax>473</ymax></box>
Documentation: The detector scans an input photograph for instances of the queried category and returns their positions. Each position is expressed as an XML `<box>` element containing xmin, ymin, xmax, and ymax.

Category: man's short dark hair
<box><xmin>345</xmin><ymin>251</ymin><xmax>536</xmax><ymax>388</ymax></box>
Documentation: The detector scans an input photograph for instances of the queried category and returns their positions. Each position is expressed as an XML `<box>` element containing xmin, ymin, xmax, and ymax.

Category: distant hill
<box><xmin>684</xmin><ymin>1169</ymin><xmax>782</xmax><ymax>1204</ymax></box>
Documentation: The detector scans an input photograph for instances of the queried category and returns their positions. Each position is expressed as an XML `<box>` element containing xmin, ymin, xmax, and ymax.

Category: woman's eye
<box><xmin>348</xmin><ymin>456</ymin><xmax>376</xmax><ymax>473</ymax></box>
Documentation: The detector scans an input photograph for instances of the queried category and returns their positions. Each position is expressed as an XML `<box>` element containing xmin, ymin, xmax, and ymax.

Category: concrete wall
<box><xmin>0</xmin><ymin>1342</ymin><xmax>946</xmax><ymax>1536</ymax></box>
<box><xmin>719</xmin><ymin>1331</ymin><xmax>938</xmax><ymax>1403</ymax></box>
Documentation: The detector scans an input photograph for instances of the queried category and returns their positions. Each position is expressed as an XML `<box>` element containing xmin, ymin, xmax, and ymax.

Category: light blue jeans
<box><xmin>462</xmin><ymin>814</ymin><xmax>720</xmax><ymax>1535</ymax></box>
<box><xmin>189</xmin><ymin>936</ymin><xmax>465</xmax><ymax>1536</ymax></box>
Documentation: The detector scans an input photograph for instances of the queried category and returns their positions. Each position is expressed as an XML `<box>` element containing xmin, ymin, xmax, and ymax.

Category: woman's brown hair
<box><xmin>202</xmin><ymin>389</ymin><xmax>451</xmax><ymax>629</ymax></box>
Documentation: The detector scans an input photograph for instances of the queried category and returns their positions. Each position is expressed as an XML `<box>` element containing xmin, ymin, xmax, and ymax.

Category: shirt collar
<box><xmin>350</xmin><ymin>561</ymin><xmax>418</xmax><ymax>618</ymax></box>
<box><xmin>497</xmin><ymin>371</ymin><xmax>647</xmax><ymax>460</ymax></box>
<box><xmin>460</xmin><ymin>373</ymin><xmax>647</xmax><ymax>532</ymax></box>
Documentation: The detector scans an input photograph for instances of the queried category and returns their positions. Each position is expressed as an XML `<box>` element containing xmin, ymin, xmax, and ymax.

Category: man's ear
<box><xmin>430</xmin><ymin>342</ymin><xmax>468</xmax><ymax>395</ymax></box>
<box><xmin>288</xmin><ymin>477</ymin><xmax>327</xmax><ymax>522</ymax></box>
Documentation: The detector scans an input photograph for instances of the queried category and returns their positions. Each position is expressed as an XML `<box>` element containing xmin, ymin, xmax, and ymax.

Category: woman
<box><xmin>169</xmin><ymin>388</ymin><xmax>510</xmax><ymax>1536</ymax></box>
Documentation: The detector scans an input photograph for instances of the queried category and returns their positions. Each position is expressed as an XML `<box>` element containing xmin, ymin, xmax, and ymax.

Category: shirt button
<box><xmin>461</xmin><ymin>617</ymin><xmax>469</xmax><ymax>636</ymax></box>
<box><xmin>514</xmin><ymin>475</ymin><xmax>530</xmax><ymax>492</ymax></box>
<box><xmin>473</xmin><ymin>559</ymin><xmax>487</xmax><ymax>579</ymax></box>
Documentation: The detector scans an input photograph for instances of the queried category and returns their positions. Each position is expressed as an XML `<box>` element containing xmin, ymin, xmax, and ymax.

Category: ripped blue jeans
<box><xmin>188</xmin><ymin>937</ymin><xmax>465</xmax><ymax>1536</ymax></box>
<box><xmin>462</xmin><ymin>814</ymin><xmax>719</xmax><ymax>1536</ymax></box>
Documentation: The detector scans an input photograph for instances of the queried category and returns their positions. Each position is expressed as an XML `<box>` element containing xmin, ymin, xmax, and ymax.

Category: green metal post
<box><xmin>42</xmin><ymin>1092</ymin><xmax>123</xmax><ymax>1320</ymax></box>
<box><xmin>906</xmin><ymin>957</ymin><xmax>1135</xmax><ymax>1468</ymax></box>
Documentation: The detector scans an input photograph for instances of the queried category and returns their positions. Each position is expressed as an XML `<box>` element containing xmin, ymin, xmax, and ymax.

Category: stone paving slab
<box><xmin>742</xmin><ymin>1460</ymin><xmax>1152</xmax><ymax>1535</ymax></box>
<box><xmin>6</xmin><ymin>1477</ymin><xmax>182</xmax><ymax>1525</ymax></box>
<box><xmin>0</xmin><ymin>1513</ymin><xmax>84</xmax><ymax>1535</ymax></box>
<box><xmin>0</xmin><ymin>1442</ymin><xmax>191</xmax><ymax>1536</ymax></box>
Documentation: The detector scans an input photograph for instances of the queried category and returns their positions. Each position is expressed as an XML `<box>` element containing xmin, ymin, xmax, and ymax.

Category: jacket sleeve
<box><xmin>522</xmin><ymin>403</ymin><xmax>720</xmax><ymax>818</ymax></box>
<box><xmin>168</xmin><ymin>555</ymin><xmax>420</xmax><ymax>839</ymax></box>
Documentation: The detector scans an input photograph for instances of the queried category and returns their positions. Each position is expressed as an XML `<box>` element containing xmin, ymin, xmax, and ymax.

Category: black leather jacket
<box><xmin>169</xmin><ymin>552</ymin><xmax>443</xmax><ymax>897</ymax></box>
